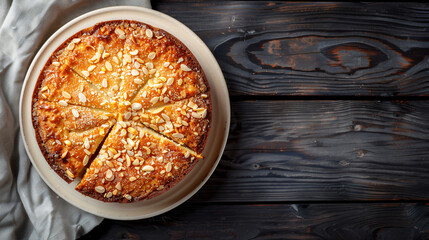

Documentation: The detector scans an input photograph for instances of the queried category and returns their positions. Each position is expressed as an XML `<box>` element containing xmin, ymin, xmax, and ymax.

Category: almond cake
<box><xmin>32</xmin><ymin>20</ymin><xmax>211</xmax><ymax>202</ymax></box>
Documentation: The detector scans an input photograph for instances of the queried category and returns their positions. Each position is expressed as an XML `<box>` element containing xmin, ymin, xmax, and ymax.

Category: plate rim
<box><xmin>19</xmin><ymin>6</ymin><xmax>230</xmax><ymax>220</ymax></box>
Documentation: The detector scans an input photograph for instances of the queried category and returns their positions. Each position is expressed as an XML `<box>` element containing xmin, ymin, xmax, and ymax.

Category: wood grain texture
<box><xmin>191</xmin><ymin>100</ymin><xmax>429</xmax><ymax>202</ymax></box>
<box><xmin>154</xmin><ymin>1</ymin><xmax>429</xmax><ymax>96</ymax></box>
<box><xmin>80</xmin><ymin>202</ymin><xmax>429</xmax><ymax>240</ymax></box>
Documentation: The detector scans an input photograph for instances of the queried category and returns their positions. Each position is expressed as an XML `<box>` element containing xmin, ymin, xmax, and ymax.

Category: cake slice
<box><xmin>32</xmin><ymin>100</ymin><xmax>116</xmax><ymax>182</ymax></box>
<box><xmin>76</xmin><ymin>121</ymin><xmax>201</xmax><ymax>202</ymax></box>
<box><xmin>36</xmin><ymin>59</ymin><xmax>115</xmax><ymax>111</ymax></box>
<box><xmin>125</xmin><ymin>25</ymin><xmax>208</xmax><ymax>108</ymax></box>
<box><xmin>138</xmin><ymin>93</ymin><xmax>211</xmax><ymax>154</ymax></box>
<box><xmin>116</xmin><ymin>24</ymin><xmax>164</xmax><ymax>104</ymax></box>
<box><xmin>57</xmin><ymin>22</ymin><xmax>127</xmax><ymax>98</ymax></box>
<box><xmin>130</xmin><ymin>50</ymin><xmax>208</xmax><ymax>109</ymax></box>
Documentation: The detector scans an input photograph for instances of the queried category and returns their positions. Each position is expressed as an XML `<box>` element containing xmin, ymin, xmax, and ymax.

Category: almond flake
<box><xmin>131</xmin><ymin>103</ymin><xmax>142</xmax><ymax>111</ymax></box>
<box><xmin>105</xmin><ymin>61</ymin><xmax>112</xmax><ymax>71</ymax></box>
<box><xmin>64</xmin><ymin>140</ymin><xmax>71</xmax><ymax>146</ymax></box>
<box><xmin>153</xmin><ymin>83</ymin><xmax>163</xmax><ymax>89</ymax></box>
<box><xmin>106</xmin><ymin>161</ymin><xmax>114</xmax><ymax>168</ymax></box>
<box><xmin>192</xmin><ymin>112</ymin><xmax>201</xmax><ymax>118</ymax></box>
<box><xmin>102</xmin><ymin>51</ymin><xmax>110</xmax><ymax>59</ymax></box>
<box><xmin>177</xmin><ymin>57</ymin><xmax>184</xmax><ymax>63</ymax></box>
<box><xmin>124</xmin><ymin>54</ymin><xmax>132</xmax><ymax>63</ymax></box>
<box><xmin>166</xmin><ymin>78</ymin><xmax>174</xmax><ymax>86</ymax></box>
<box><xmin>200</xmin><ymin>109</ymin><xmax>208</xmax><ymax>118</ymax></box>
<box><xmin>72</xmin><ymin>109</ymin><xmax>79</xmax><ymax>118</ymax></box>
<box><xmin>89</xmin><ymin>53</ymin><xmax>101</xmax><ymax>63</ymax></box>
<box><xmin>141</xmin><ymin>67</ymin><xmax>149</xmax><ymax>75</ymax></box>
<box><xmin>161</xmin><ymin>113</ymin><xmax>170</xmax><ymax>122</ymax></box>
<box><xmin>112</xmin><ymin>56</ymin><xmax>119</xmax><ymax>64</ymax></box>
<box><xmin>150</xmin><ymin>97</ymin><xmax>159</xmax><ymax>105</ymax></box>
<box><xmin>78</xmin><ymin>93</ymin><xmax>87</xmax><ymax>103</ymax></box>
<box><xmin>148</xmin><ymin>52</ymin><xmax>156</xmax><ymax>60</ymax></box>
<box><xmin>201</xmin><ymin>94</ymin><xmax>208</xmax><ymax>98</ymax></box>
<box><xmin>145</xmin><ymin>29</ymin><xmax>153</xmax><ymax>38</ymax></box>
<box><xmin>59</xmin><ymin>100</ymin><xmax>68</xmax><ymax>106</ymax></box>
<box><xmin>131</xmin><ymin>69</ymin><xmax>139</xmax><ymax>76</ymax></box>
<box><xmin>146</xmin><ymin>62</ymin><xmax>153</xmax><ymax>69</ymax></box>
<box><xmin>129</xmin><ymin>50</ymin><xmax>139</xmax><ymax>55</ymax></box>
<box><xmin>66</xmin><ymin>42</ymin><xmax>75</xmax><ymax>51</ymax></box>
<box><xmin>164</xmin><ymin>62</ymin><xmax>170</xmax><ymax>67</ymax></box>
<box><xmin>166</xmin><ymin>162</ymin><xmax>172</xmax><ymax>173</ymax></box>
<box><xmin>150</xmin><ymin>107</ymin><xmax>165</xmax><ymax>114</ymax></box>
<box><xmin>82</xmin><ymin>70</ymin><xmax>90</xmax><ymax>77</ymax></box>
<box><xmin>185</xmin><ymin>151</ymin><xmax>190</xmax><ymax>158</ymax></box>
<box><xmin>129</xmin><ymin>177</ymin><xmax>137</xmax><ymax>182</ymax></box>
<box><xmin>83</xmin><ymin>155</ymin><xmax>89</xmax><ymax>166</ymax></box>
<box><xmin>118</xmin><ymin>121</ymin><xmax>127</xmax><ymax>128</ymax></box>
<box><xmin>127</xmin><ymin>138</ymin><xmax>135</xmax><ymax>147</ymax></box>
<box><xmin>181</xmin><ymin>64</ymin><xmax>192</xmax><ymax>71</ymax></box>
<box><xmin>115</xmin><ymin>182</ymin><xmax>122</xmax><ymax>190</ymax></box>
<box><xmin>84</xmin><ymin>138</ymin><xmax>90</xmax><ymax>149</ymax></box>
<box><xmin>108</xmin><ymin>147</ymin><xmax>117</xmax><ymax>154</ymax></box>
<box><xmin>115</xmin><ymin>28</ymin><xmax>125</xmax><ymax>35</ymax></box>
<box><xmin>95</xmin><ymin>186</ymin><xmax>105</xmax><ymax>194</ymax></box>
<box><xmin>61</xmin><ymin>150</ymin><xmax>68</xmax><ymax>159</ymax></box>
<box><xmin>132</xmin><ymin>159</ymin><xmax>139</xmax><ymax>166</ymax></box>
<box><xmin>127</xmin><ymin>127</ymin><xmax>138</xmax><ymax>135</ymax></box>
<box><xmin>134</xmin><ymin>78</ymin><xmax>143</xmax><ymax>84</ymax></box>
<box><xmin>127</xmin><ymin>150</ymin><xmax>134</xmax><ymax>156</ymax></box>
<box><xmin>124</xmin><ymin>112</ymin><xmax>132</xmax><ymax>120</ymax></box>
<box><xmin>172</xmin><ymin>133</ymin><xmax>185</xmax><ymax>139</ymax></box>
<box><xmin>142</xmin><ymin>165</ymin><xmax>154</xmax><ymax>171</ymax></box>
<box><xmin>124</xmin><ymin>194</ymin><xmax>132</xmax><ymax>200</ymax></box>
<box><xmin>88</xmin><ymin>65</ymin><xmax>96</xmax><ymax>72</ymax></box>
<box><xmin>66</xmin><ymin>170</ymin><xmax>74</xmax><ymax>179</ymax></box>
<box><xmin>102</xmin><ymin>78</ymin><xmax>108</xmax><ymax>88</ymax></box>
<box><xmin>105</xmin><ymin>169</ymin><xmax>114</xmax><ymax>181</ymax></box>
<box><xmin>62</xmin><ymin>91</ymin><xmax>71</xmax><ymax>99</ymax></box>
<box><xmin>52</xmin><ymin>61</ymin><xmax>60</xmax><ymax>66</ymax></box>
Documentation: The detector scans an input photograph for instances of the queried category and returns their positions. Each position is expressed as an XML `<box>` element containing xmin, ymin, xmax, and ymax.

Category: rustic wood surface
<box><xmin>155</xmin><ymin>1</ymin><xmax>429</xmax><ymax>97</ymax></box>
<box><xmin>80</xmin><ymin>1</ymin><xmax>429</xmax><ymax>239</ymax></box>
<box><xmin>81</xmin><ymin>202</ymin><xmax>429</xmax><ymax>239</ymax></box>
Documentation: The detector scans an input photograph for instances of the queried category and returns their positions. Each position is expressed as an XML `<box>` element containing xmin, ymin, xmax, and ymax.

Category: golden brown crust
<box><xmin>32</xmin><ymin>20</ymin><xmax>211</xmax><ymax>202</ymax></box>
<box><xmin>75</xmin><ymin>122</ymin><xmax>201</xmax><ymax>202</ymax></box>
<box><xmin>32</xmin><ymin>100</ymin><xmax>115</xmax><ymax>182</ymax></box>
<box><xmin>141</xmin><ymin>93</ymin><xmax>211</xmax><ymax>154</ymax></box>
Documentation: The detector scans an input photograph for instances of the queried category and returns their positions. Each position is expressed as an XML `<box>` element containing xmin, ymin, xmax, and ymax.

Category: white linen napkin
<box><xmin>0</xmin><ymin>0</ymin><xmax>151</xmax><ymax>239</ymax></box>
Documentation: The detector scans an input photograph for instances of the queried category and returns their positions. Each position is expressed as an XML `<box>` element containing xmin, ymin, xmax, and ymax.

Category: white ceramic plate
<box><xmin>19</xmin><ymin>6</ymin><xmax>230</xmax><ymax>220</ymax></box>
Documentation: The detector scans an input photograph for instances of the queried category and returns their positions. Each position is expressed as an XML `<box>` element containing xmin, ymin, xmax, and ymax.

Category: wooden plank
<box><xmin>155</xmin><ymin>2</ymin><xmax>429</xmax><ymax>96</ymax></box>
<box><xmin>191</xmin><ymin>100</ymin><xmax>429</xmax><ymax>202</ymax></box>
<box><xmin>80</xmin><ymin>202</ymin><xmax>429</xmax><ymax>239</ymax></box>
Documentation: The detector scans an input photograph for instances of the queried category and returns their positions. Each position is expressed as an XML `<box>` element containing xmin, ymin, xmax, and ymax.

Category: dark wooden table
<box><xmin>81</xmin><ymin>2</ymin><xmax>429</xmax><ymax>239</ymax></box>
